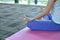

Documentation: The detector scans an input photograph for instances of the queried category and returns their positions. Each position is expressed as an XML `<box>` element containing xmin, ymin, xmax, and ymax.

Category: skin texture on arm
<box><xmin>34</xmin><ymin>0</ymin><xmax>56</xmax><ymax>19</ymax></box>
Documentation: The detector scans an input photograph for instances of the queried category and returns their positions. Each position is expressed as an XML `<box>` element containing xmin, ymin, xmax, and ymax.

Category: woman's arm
<box><xmin>34</xmin><ymin>0</ymin><xmax>55</xmax><ymax>19</ymax></box>
<box><xmin>22</xmin><ymin>0</ymin><xmax>56</xmax><ymax>21</ymax></box>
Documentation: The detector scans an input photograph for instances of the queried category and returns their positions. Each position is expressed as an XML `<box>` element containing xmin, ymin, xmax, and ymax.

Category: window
<box><xmin>19</xmin><ymin>0</ymin><xmax>28</xmax><ymax>4</ymax></box>
<box><xmin>38</xmin><ymin>0</ymin><xmax>48</xmax><ymax>6</ymax></box>
<box><xmin>0</xmin><ymin>0</ymin><xmax>48</xmax><ymax>6</ymax></box>
<box><xmin>19</xmin><ymin>0</ymin><xmax>35</xmax><ymax>5</ymax></box>
<box><xmin>19</xmin><ymin>0</ymin><xmax>48</xmax><ymax>6</ymax></box>
<box><xmin>0</xmin><ymin>0</ymin><xmax>14</xmax><ymax>4</ymax></box>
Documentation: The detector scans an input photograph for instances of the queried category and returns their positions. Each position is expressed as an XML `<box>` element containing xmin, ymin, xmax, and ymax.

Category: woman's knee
<box><xmin>27</xmin><ymin>20</ymin><xmax>38</xmax><ymax>29</ymax></box>
<box><xmin>27</xmin><ymin>21</ymin><xmax>33</xmax><ymax>29</ymax></box>
<box><xmin>27</xmin><ymin>21</ymin><xmax>31</xmax><ymax>27</ymax></box>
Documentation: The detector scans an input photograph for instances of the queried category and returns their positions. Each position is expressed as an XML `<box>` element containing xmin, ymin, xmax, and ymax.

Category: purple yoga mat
<box><xmin>5</xmin><ymin>27</ymin><xmax>60</xmax><ymax>40</ymax></box>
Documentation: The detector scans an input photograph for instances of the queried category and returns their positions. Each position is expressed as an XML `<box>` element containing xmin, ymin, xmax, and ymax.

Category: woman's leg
<box><xmin>27</xmin><ymin>20</ymin><xmax>60</xmax><ymax>30</ymax></box>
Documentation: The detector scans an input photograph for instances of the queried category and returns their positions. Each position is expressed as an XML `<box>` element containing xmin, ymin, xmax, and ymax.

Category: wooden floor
<box><xmin>0</xmin><ymin>3</ymin><xmax>42</xmax><ymax>40</ymax></box>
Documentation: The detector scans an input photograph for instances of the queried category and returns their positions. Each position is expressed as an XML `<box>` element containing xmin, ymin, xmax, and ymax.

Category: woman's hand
<box><xmin>21</xmin><ymin>15</ymin><xmax>34</xmax><ymax>21</ymax></box>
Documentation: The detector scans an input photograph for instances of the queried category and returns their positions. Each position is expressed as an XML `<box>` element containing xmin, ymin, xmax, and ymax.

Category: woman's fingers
<box><xmin>21</xmin><ymin>16</ymin><xmax>30</xmax><ymax>21</ymax></box>
<box><xmin>21</xmin><ymin>15</ymin><xmax>35</xmax><ymax>21</ymax></box>
<box><xmin>21</xmin><ymin>16</ymin><xmax>27</xmax><ymax>21</ymax></box>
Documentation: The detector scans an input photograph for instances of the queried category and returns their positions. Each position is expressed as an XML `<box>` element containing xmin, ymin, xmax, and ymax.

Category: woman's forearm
<box><xmin>34</xmin><ymin>0</ymin><xmax>55</xmax><ymax>20</ymax></box>
<box><xmin>35</xmin><ymin>7</ymin><xmax>50</xmax><ymax>19</ymax></box>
